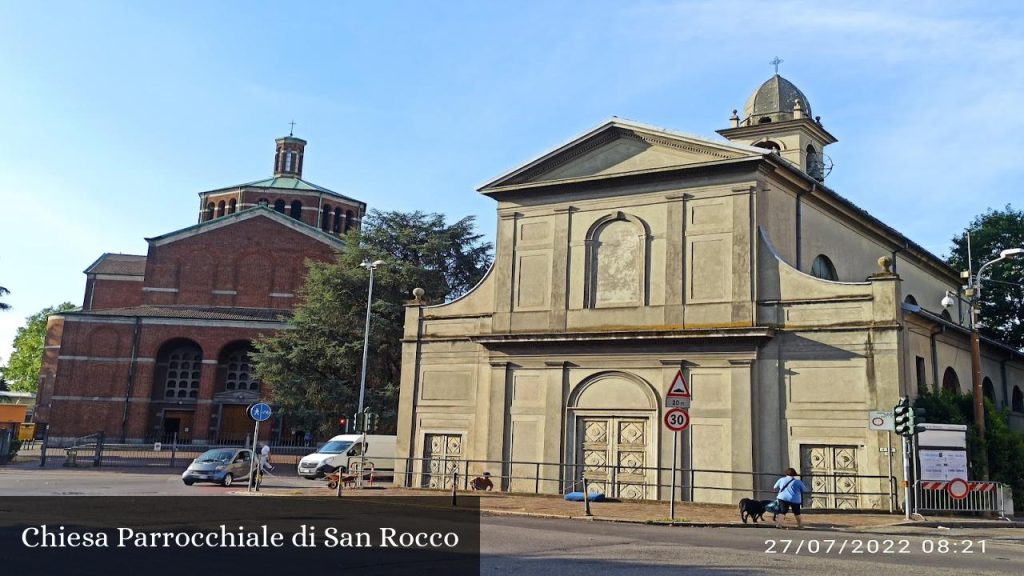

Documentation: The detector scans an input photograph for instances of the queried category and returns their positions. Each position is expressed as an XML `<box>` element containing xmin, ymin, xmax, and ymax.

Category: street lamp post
<box><xmin>355</xmin><ymin>259</ymin><xmax>384</xmax><ymax>488</ymax></box>
<box><xmin>943</xmin><ymin>247</ymin><xmax>1023</xmax><ymax>480</ymax></box>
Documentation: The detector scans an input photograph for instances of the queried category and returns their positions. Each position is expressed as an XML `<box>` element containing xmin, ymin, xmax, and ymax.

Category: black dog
<box><xmin>739</xmin><ymin>498</ymin><xmax>777</xmax><ymax>524</ymax></box>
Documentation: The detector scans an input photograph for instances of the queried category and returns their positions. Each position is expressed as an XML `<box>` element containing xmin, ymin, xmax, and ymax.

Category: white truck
<box><xmin>297</xmin><ymin>434</ymin><xmax>396</xmax><ymax>481</ymax></box>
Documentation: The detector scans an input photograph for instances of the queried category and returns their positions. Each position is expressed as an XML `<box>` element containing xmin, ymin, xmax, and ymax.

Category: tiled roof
<box><xmin>201</xmin><ymin>176</ymin><xmax>364</xmax><ymax>205</ymax></box>
<box><xmin>73</xmin><ymin>305</ymin><xmax>292</xmax><ymax>322</ymax></box>
<box><xmin>85</xmin><ymin>253</ymin><xmax>147</xmax><ymax>276</ymax></box>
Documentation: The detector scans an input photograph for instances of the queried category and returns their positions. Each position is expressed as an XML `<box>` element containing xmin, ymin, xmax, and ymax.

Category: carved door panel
<box><xmin>422</xmin><ymin>433</ymin><xmax>463</xmax><ymax>489</ymax></box>
<box><xmin>800</xmin><ymin>445</ymin><xmax>859</xmax><ymax>509</ymax></box>
<box><xmin>576</xmin><ymin>416</ymin><xmax>650</xmax><ymax>499</ymax></box>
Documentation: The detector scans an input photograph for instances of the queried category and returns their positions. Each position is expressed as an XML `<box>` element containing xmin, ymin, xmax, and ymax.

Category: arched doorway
<box><xmin>212</xmin><ymin>341</ymin><xmax>261</xmax><ymax>443</ymax></box>
<box><xmin>151</xmin><ymin>338</ymin><xmax>203</xmax><ymax>442</ymax></box>
<box><xmin>568</xmin><ymin>372</ymin><xmax>656</xmax><ymax>500</ymax></box>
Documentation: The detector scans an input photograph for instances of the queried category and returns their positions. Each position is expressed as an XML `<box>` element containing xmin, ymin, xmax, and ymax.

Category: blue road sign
<box><xmin>249</xmin><ymin>403</ymin><xmax>272</xmax><ymax>422</ymax></box>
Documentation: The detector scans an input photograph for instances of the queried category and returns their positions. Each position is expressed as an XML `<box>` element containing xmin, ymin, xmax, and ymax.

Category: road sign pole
<box><xmin>669</xmin><ymin>431</ymin><xmax>677</xmax><ymax>520</ymax></box>
<box><xmin>902</xmin><ymin>433</ymin><xmax>912</xmax><ymax>520</ymax></box>
<box><xmin>248</xmin><ymin>420</ymin><xmax>259</xmax><ymax>493</ymax></box>
<box><xmin>887</xmin><ymin>431</ymin><xmax>894</xmax><ymax>514</ymax></box>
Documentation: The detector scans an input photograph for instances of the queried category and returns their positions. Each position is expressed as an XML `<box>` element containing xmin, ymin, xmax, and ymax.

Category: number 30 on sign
<box><xmin>664</xmin><ymin>408</ymin><xmax>690</xmax><ymax>432</ymax></box>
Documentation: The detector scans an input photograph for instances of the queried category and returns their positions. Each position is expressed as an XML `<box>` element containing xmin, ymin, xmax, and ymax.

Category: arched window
<box><xmin>904</xmin><ymin>295</ymin><xmax>918</xmax><ymax>306</ymax></box>
<box><xmin>333</xmin><ymin>208</ymin><xmax>342</xmax><ymax>233</ymax></box>
<box><xmin>257</xmin><ymin>198</ymin><xmax>270</xmax><ymax>207</ymax></box>
<box><xmin>228</xmin><ymin>199</ymin><xmax>237</xmax><ymax>214</ymax></box>
<box><xmin>940</xmin><ymin>309</ymin><xmax>953</xmax><ymax>322</ymax></box>
<box><xmin>290</xmin><ymin>200</ymin><xmax>302</xmax><ymax>219</ymax></box>
<box><xmin>321</xmin><ymin>204</ymin><xmax>331</xmax><ymax>231</ymax></box>
<box><xmin>158</xmin><ymin>341</ymin><xmax>202</xmax><ymax>400</ymax></box>
<box><xmin>217</xmin><ymin>342</ymin><xmax>259</xmax><ymax>393</ymax></box>
<box><xmin>942</xmin><ymin>367</ymin><xmax>960</xmax><ymax>395</ymax></box>
<box><xmin>585</xmin><ymin>213</ymin><xmax>648</xmax><ymax>308</ymax></box>
<box><xmin>344</xmin><ymin>210</ymin><xmax>355</xmax><ymax>232</ymax></box>
<box><xmin>215</xmin><ymin>201</ymin><xmax>225</xmax><ymax>217</ymax></box>
<box><xmin>810</xmin><ymin>254</ymin><xmax>837</xmax><ymax>281</ymax></box>
<box><xmin>806</xmin><ymin>144</ymin><xmax>822</xmax><ymax>179</ymax></box>
<box><xmin>273</xmin><ymin>199</ymin><xmax>286</xmax><ymax>213</ymax></box>
<box><xmin>982</xmin><ymin>377</ymin><xmax>995</xmax><ymax>403</ymax></box>
<box><xmin>1013</xmin><ymin>386</ymin><xmax>1024</xmax><ymax>413</ymax></box>
<box><xmin>754</xmin><ymin>140</ymin><xmax>781</xmax><ymax>152</ymax></box>
<box><xmin>205</xmin><ymin>203</ymin><xmax>215</xmax><ymax>221</ymax></box>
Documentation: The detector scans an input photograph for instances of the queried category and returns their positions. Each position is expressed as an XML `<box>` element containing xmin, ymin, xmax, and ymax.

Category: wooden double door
<box><xmin>576</xmin><ymin>415</ymin><xmax>651</xmax><ymax>500</ymax></box>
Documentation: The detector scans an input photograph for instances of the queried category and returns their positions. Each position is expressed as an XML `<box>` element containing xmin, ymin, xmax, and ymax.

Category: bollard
<box><xmin>39</xmin><ymin>425</ymin><xmax>49</xmax><ymax>468</ymax></box>
<box><xmin>94</xmin><ymin>432</ymin><xmax>105</xmax><ymax>467</ymax></box>
<box><xmin>583</xmin><ymin>477</ymin><xmax>592</xmax><ymax>517</ymax></box>
<box><xmin>451</xmin><ymin>469</ymin><xmax>458</xmax><ymax>507</ymax></box>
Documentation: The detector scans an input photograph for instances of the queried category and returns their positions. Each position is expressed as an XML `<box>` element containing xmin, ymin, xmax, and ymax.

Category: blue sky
<box><xmin>2</xmin><ymin>1</ymin><xmax>1023</xmax><ymax>363</ymax></box>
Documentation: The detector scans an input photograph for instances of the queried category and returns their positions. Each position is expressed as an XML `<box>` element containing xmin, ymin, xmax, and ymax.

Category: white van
<box><xmin>297</xmin><ymin>434</ymin><xmax>396</xmax><ymax>480</ymax></box>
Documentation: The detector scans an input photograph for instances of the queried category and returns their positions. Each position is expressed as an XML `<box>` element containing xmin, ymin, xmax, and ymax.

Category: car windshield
<box><xmin>197</xmin><ymin>449</ymin><xmax>236</xmax><ymax>463</ymax></box>
<box><xmin>317</xmin><ymin>441</ymin><xmax>353</xmax><ymax>455</ymax></box>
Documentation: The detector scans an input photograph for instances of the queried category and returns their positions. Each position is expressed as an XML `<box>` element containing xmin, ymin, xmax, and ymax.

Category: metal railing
<box><xmin>392</xmin><ymin>456</ymin><xmax>897</xmax><ymax>511</ymax></box>
<box><xmin>914</xmin><ymin>480</ymin><xmax>1012</xmax><ymax>520</ymax></box>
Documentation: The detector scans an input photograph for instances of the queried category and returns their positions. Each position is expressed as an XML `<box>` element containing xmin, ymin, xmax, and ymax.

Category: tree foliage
<box><xmin>947</xmin><ymin>204</ymin><xmax>1024</xmax><ymax>348</ymax></box>
<box><xmin>252</xmin><ymin>210</ymin><xmax>493</xmax><ymax>437</ymax></box>
<box><xmin>914</xmin><ymin>386</ymin><xmax>1024</xmax><ymax>511</ymax></box>
<box><xmin>0</xmin><ymin>286</ymin><xmax>10</xmax><ymax>311</ymax></box>
<box><xmin>0</xmin><ymin>302</ymin><xmax>76</xmax><ymax>393</ymax></box>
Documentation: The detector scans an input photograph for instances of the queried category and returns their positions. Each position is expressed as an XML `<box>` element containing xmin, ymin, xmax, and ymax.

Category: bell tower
<box><xmin>274</xmin><ymin>125</ymin><xmax>306</xmax><ymax>178</ymax></box>
<box><xmin>717</xmin><ymin>60</ymin><xmax>836</xmax><ymax>181</ymax></box>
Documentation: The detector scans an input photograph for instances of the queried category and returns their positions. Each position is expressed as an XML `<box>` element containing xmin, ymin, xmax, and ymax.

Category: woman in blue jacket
<box><xmin>773</xmin><ymin>467</ymin><xmax>807</xmax><ymax>529</ymax></box>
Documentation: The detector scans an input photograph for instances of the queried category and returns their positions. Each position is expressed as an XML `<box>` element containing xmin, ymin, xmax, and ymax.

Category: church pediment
<box><xmin>480</xmin><ymin>119</ymin><xmax>766</xmax><ymax>192</ymax></box>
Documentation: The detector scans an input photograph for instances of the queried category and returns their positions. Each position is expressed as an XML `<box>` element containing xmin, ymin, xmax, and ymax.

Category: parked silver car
<box><xmin>181</xmin><ymin>448</ymin><xmax>253</xmax><ymax>487</ymax></box>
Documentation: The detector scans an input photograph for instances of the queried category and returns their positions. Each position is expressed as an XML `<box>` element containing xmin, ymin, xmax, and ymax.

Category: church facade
<box><xmin>35</xmin><ymin>135</ymin><xmax>365</xmax><ymax>445</ymax></box>
<box><xmin>395</xmin><ymin>74</ymin><xmax>1024</xmax><ymax>506</ymax></box>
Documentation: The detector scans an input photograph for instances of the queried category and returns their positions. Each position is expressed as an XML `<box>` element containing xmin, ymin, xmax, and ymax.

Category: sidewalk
<box><xmin>251</xmin><ymin>483</ymin><xmax>948</xmax><ymax>530</ymax></box>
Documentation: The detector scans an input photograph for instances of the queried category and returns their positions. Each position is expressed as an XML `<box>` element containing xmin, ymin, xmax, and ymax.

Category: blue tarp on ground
<box><xmin>564</xmin><ymin>491</ymin><xmax>605</xmax><ymax>502</ymax></box>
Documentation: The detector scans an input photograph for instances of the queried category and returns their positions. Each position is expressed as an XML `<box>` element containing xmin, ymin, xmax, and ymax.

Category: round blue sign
<box><xmin>249</xmin><ymin>403</ymin><xmax>272</xmax><ymax>422</ymax></box>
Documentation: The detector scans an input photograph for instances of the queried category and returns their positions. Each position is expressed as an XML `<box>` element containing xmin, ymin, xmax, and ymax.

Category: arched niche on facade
<box><xmin>568</xmin><ymin>371</ymin><xmax>657</xmax><ymax>411</ymax></box>
<box><xmin>583</xmin><ymin>212</ymin><xmax>651</xmax><ymax>309</ymax></box>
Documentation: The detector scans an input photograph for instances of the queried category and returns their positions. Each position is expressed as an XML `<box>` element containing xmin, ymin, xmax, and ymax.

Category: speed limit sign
<box><xmin>664</xmin><ymin>408</ymin><xmax>690</xmax><ymax>432</ymax></box>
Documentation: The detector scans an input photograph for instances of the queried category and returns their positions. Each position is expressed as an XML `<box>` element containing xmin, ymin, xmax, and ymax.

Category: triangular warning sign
<box><xmin>667</xmin><ymin>369</ymin><xmax>690</xmax><ymax>397</ymax></box>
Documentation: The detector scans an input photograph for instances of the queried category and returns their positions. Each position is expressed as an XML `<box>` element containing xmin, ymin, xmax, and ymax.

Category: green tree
<box><xmin>0</xmin><ymin>286</ymin><xmax>10</xmax><ymax>311</ymax></box>
<box><xmin>0</xmin><ymin>302</ymin><xmax>76</xmax><ymax>393</ymax></box>
<box><xmin>252</xmin><ymin>210</ymin><xmax>492</xmax><ymax>437</ymax></box>
<box><xmin>947</xmin><ymin>205</ymin><xmax>1024</xmax><ymax>348</ymax></box>
<box><xmin>914</xmin><ymin>386</ymin><xmax>1024</xmax><ymax>511</ymax></box>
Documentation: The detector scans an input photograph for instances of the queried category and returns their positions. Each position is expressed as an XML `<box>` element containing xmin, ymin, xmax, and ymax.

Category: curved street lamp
<box><xmin>355</xmin><ymin>259</ymin><xmax>384</xmax><ymax>489</ymax></box>
<box><xmin>943</xmin><ymin>247</ymin><xmax>1023</xmax><ymax>479</ymax></box>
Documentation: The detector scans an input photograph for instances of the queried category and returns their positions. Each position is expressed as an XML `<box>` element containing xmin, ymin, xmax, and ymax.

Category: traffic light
<box><xmin>366</xmin><ymin>412</ymin><xmax>379</xmax><ymax>433</ymax></box>
<box><xmin>894</xmin><ymin>396</ymin><xmax>911</xmax><ymax>436</ymax></box>
<box><xmin>338</xmin><ymin>416</ymin><xmax>348</xmax><ymax>429</ymax></box>
<box><xmin>913</xmin><ymin>407</ymin><xmax>927</xmax><ymax>435</ymax></box>
<box><xmin>354</xmin><ymin>412</ymin><xmax>366</xmax><ymax>433</ymax></box>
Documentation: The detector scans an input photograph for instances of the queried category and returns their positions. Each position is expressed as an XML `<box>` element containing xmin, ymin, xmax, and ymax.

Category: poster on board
<box><xmin>918</xmin><ymin>449</ymin><xmax>968</xmax><ymax>481</ymax></box>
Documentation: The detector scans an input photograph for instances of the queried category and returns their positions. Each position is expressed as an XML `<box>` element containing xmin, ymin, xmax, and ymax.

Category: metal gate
<box><xmin>577</xmin><ymin>417</ymin><xmax>650</xmax><ymax>499</ymax></box>
<box><xmin>800</xmin><ymin>445</ymin><xmax>860</xmax><ymax>509</ymax></box>
<box><xmin>915</xmin><ymin>480</ymin><xmax>1011</xmax><ymax>519</ymax></box>
<box><xmin>421</xmin><ymin>433</ymin><xmax>463</xmax><ymax>489</ymax></box>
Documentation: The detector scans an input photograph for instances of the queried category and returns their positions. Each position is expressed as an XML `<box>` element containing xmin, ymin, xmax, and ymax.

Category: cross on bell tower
<box><xmin>770</xmin><ymin>56</ymin><xmax>783</xmax><ymax>75</ymax></box>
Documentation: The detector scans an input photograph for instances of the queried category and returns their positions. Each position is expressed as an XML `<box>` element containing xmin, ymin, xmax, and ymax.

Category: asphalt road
<box><xmin>2</xmin><ymin>467</ymin><xmax>1021</xmax><ymax>575</ymax></box>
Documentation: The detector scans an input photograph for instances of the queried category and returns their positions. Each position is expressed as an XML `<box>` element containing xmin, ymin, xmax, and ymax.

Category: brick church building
<box><xmin>34</xmin><ymin>134</ymin><xmax>365</xmax><ymax>444</ymax></box>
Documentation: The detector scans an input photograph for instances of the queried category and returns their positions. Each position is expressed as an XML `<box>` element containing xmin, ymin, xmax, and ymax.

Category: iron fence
<box><xmin>391</xmin><ymin>456</ymin><xmax>896</xmax><ymax>511</ymax></box>
<box><xmin>914</xmin><ymin>480</ymin><xmax>1012</xmax><ymax>520</ymax></box>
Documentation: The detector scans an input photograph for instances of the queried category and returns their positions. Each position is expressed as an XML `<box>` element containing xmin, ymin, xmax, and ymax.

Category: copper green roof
<box><xmin>200</xmin><ymin>176</ymin><xmax>364</xmax><ymax>205</ymax></box>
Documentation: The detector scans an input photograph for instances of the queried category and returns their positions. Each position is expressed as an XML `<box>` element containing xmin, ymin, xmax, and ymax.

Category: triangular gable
<box><xmin>479</xmin><ymin>118</ymin><xmax>768</xmax><ymax>191</ymax></box>
<box><xmin>145</xmin><ymin>206</ymin><xmax>345</xmax><ymax>248</ymax></box>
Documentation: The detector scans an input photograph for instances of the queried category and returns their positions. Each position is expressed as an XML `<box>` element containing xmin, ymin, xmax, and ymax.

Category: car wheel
<box><xmin>183</xmin><ymin>479</ymin><xmax>194</xmax><ymax>486</ymax></box>
<box><xmin>222</xmin><ymin>473</ymin><xmax>234</xmax><ymax>487</ymax></box>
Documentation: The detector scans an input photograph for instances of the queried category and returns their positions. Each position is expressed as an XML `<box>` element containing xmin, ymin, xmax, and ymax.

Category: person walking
<box><xmin>773</xmin><ymin>467</ymin><xmax>806</xmax><ymax>529</ymax></box>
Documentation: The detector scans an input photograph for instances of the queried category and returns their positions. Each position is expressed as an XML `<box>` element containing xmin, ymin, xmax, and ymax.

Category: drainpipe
<box><xmin>795</xmin><ymin>182</ymin><xmax>816</xmax><ymax>271</ymax></box>
<box><xmin>929</xmin><ymin>325</ymin><xmax>944</xmax><ymax>393</ymax></box>
<box><xmin>120</xmin><ymin>317</ymin><xmax>142</xmax><ymax>442</ymax></box>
